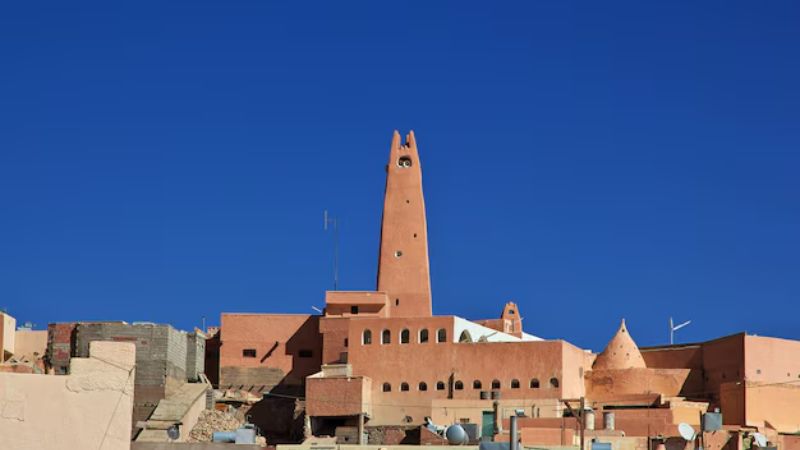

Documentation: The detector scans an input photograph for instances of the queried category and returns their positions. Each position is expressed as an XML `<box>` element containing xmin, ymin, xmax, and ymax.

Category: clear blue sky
<box><xmin>1</xmin><ymin>1</ymin><xmax>798</xmax><ymax>351</ymax></box>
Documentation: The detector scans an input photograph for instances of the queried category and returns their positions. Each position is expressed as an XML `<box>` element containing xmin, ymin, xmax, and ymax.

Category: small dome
<box><xmin>593</xmin><ymin>319</ymin><xmax>646</xmax><ymax>370</ymax></box>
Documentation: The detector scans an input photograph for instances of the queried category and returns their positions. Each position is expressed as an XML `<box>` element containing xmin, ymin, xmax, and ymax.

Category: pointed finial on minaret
<box><xmin>391</xmin><ymin>130</ymin><xmax>401</xmax><ymax>150</ymax></box>
<box><xmin>406</xmin><ymin>130</ymin><xmax>416</xmax><ymax>149</ymax></box>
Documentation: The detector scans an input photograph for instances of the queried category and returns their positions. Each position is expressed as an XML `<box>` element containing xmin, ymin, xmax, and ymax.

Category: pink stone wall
<box><xmin>339</xmin><ymin>315</ymin><xmax>582</xmax><ymax>425</ymax></box>
<box><xmin>587</xmin><ymin>367</ymin><xmax>691</xmax><ymax>401</ymax></box>
<box><xmin>520</xmin><ymin>427</ymin><xmax>575</xmax><ymax>446</ymax></box>
<box><xmin>219</xmin><ymin>313</ymin><xmax>322</xmax><ymax>391</ymax></box>
<box><xmin>306</xmin><ymin>375</ymin><xmax>372</xmax><ymax>417</ymax></box>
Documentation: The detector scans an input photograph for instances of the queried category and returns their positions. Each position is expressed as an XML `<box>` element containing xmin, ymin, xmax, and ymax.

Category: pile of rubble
<box><xmin>187</xmin><ymin>409</ymin><xmax>243</xmax><ymax>442</ymax></box>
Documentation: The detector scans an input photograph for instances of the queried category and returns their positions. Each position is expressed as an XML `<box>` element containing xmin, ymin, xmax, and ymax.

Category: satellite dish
<box><xmin>753</xmin><ymin>433</ymin><xmax>768</xmax><ymax>448</ymax></box>
<box><xmin>678</xmin><ymin>423</ymin><xmax>696</xmax><ymax>441</ymax></box>
<box><xmin>167</xmin><ymin>424</ymin><xmax>180</xmax><ymax>441</ymax></box>
<box><xmin>445</xmin><ymin>424</ymin><xmax>468</xmax><ymax>445</ymax></box>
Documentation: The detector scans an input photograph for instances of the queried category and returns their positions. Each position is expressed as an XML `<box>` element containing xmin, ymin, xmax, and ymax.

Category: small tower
<box><xmin>501</xmin><ymin>302</ymin><xmax>523</xmax><ymax>337</ymax></box>
<box><xmin>376</xmin><ymin>130</ymin><xmax>433</xmax><ymax>317</ymax></box>
<box><xmin>593</xmin><ymin>319</ymin><xmax>647</xmax><ymax>370</ymax></box>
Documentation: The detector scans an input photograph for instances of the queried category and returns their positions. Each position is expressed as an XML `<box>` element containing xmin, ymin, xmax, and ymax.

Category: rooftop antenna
<box><xmin>323</xmin><ymin>210</ymin><xmax>339</xmax><ymax>290</ymax></box>
<box><xmin>670</xmin><ymin>317</ymin><xmax>691</xmax><ymax>345</ymax></box>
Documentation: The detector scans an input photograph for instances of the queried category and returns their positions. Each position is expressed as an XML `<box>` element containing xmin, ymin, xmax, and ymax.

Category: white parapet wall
<box><xmin>0</xmin><ymin>341</ymin><xmax>136</xmax><ymax>450</ymax></box>
<box><xmin>453</xmin><ymin>317</ymin><xmax>542</xmax><ymax>343</ymax></box>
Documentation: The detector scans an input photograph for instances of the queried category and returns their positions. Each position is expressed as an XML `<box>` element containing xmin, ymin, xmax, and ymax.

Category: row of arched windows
<box><xmin>362</xmin><ymin>328</ymin><xmax>447</xmax><ymax>345</ymax></box>
<box><xmin>381</xmin><ymin>377</ymin><xmax>559</xmax><ymax>392</ymax></box>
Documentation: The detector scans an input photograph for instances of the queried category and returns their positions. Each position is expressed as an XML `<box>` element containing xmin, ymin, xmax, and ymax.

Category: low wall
<box><xmin>132</xmin><ymin>444</ymin><xmax>263</xmax><ymax>450</ymax></box>
<box><xmin>0</xmin><ymin>341</ymin><xmax>135</xmax><ymax>450</ymax></box>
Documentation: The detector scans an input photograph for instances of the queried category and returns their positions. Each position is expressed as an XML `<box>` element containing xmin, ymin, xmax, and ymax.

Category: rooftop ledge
<box><xmin>325</xmin><ymin>291</ymin><xmax>388</xmax><ymax>305</ymax></box>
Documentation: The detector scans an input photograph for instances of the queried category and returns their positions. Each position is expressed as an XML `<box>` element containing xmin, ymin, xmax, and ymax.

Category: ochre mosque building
<box><xmin>216</xmin><ymin>131</ymin><xmax>800</xmax><ymax>449</ymax></box>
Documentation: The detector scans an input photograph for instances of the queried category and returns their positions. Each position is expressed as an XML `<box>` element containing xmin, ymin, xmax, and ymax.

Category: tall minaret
<box><xmin>377</xmin><ymin>130</ymin><xmax>433</xmax><ymax>317</ymax></box>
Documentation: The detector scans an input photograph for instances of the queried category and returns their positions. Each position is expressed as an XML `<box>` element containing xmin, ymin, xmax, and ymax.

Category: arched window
<box><xmin>454</xmin><ymin>380</ymin><xmax>464</xmax><ymax>390</ymax></box>
<box><xmin>549</xmin><ymin>377</ymin><xmax>559</xmax><ymax>388</ymax></box>
<box><xmin>400</xmin><ymin>329</ymin><xmax>410</xmax><ymax>344</ymax></box>
<box><xmin>437</xmin><ymin>328</ymin><xmax>447</xmax><ymax>343</ymax></box>
<box><xmin>382</xmin><ymin>383</ymin><xmax>391</xmax><ymax>392</ymax></box>
<box><xmin>530</xmin><ymin>378</ymin><xmax>540</xmax><ymax>389</ymax></box>
<box><xmin>362</xmin><ymin>329</ymin><xmax>372</xmax><ymax>345</ymax></box>
<box><xmin>419</xmin><ymin>329</ymin><xmax>429</xmax><ymax>343</ymax></box>
<box><xmin>382</xmin><ymin>329</ymin><xmax>391</xmax><ymax>344</ymax></box>
<box><xmin>436</xmin><ymin>381</ymin><xmax>446</xmax><ymax>391</ymax></box>
<box><xmin>511</xmin><ymin>379</ymin><xmax>520</xmax><ymax>389</ymax></box>
<box><xmin>400</xmin><ymin>382</ymin><xmax>410</xmax><ymax>392</ymax></box>
<box><xmin>491</xmin><ymin>379</ymin><xmax>501</xmax><ymax>389</ymax></box>
<box><xmin>458</xmin><ymin>330</ymin><xmax>473</xmax><ymax>343</ymax></box>
<box><xmin>473</xmin><ymin>380</ymin><xmax>482</xmax><ymax>389</ymax></box>
<box><xmin>418</xmin><ymin>382</ymin><xmax>428</xmax><ymax>391</ymax></box>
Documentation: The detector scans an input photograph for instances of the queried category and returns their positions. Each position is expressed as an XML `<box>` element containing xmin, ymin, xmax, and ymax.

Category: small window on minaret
<box><xmin>395</xmin><ymin>251</ymin><xmax>403</xmax><ymax>257</ymax></box>
<box><xmin>398</xmin><ymin>156</ymin><xmax>412</xmax><ymax>168</ymax></box>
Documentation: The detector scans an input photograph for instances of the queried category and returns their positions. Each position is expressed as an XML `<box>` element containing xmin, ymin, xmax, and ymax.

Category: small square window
<box><xmin>351</xmin><ymin>306</ymin><xmax>359</xmax><ymax>314</ymax></box>
<box><xmin>243</xmin><ymin>349</ymin><xmax>257</xmax><ymax>358</ymax></box>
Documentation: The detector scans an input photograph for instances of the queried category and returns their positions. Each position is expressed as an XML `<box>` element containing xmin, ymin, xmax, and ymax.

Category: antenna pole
<box><xmin>669</xmin><ymin>317</ymin><xmax>691</xmax><ymax>345</ymax></box>
<box><xmin>324</xmin><ymin>210</ymin><xmax>339</xmax><ymax>291</ymax></box>
<box><xmin>333</xmin><ymin>218</ymin><xmax>339</xmax><ymax>290</ymax></box>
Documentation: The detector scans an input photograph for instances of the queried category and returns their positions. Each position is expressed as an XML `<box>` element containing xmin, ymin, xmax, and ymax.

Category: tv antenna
<box><xmin>323</xmin><ymin>210</ymin><xmax>339</xmax><ymax>290</ymax></box>
<box><xmin>669</xmin><ymin>317</ymin><xmax>691</xmax><ymax>345</ymax></box>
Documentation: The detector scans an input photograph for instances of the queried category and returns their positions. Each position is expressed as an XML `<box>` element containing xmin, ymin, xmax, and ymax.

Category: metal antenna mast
<box><xmin>670</xmin><ymin>317</ymin><xmax>691</xmax><ymax>345</ymax></box>
<box><xmin>323</xmin><ymin>210</ymin><xmax>339</xmax><ymax>290</ymax></box>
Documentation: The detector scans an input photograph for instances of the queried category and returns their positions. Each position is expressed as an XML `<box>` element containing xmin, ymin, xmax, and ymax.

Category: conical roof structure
<box><xmin>593</xmin><ymin>319</ymin><xmax>647</xmax><ymax>370</ymax></box>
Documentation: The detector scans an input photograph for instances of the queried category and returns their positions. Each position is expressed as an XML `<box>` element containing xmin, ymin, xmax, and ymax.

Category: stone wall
<box><xmin>46</xmin><ymin>322</ymin><xmax>78</xmax><ymax>374</ymax></box>
<box><xmin>74</xmin><ymin>323</ymin><xmax>190</xmax><ymax>428</ymax></box>
<box><xmin>186</xmin><ymin>332</ymin><xmax>206</xmax><ymax>382</ymax></box>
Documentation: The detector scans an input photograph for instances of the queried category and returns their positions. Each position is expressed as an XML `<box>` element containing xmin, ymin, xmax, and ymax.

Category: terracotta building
<box><xmin>217</xmin><ymin>131</ymin><xmax>800</xmax><ymax>447</ymax></box>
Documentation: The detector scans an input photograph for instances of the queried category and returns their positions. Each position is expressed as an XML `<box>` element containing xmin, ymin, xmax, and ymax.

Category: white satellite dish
<box><xmin>753</xmin><ymin>433</ymin><xmax>768</xmax><ymax>448</ymax></box>
<box><xmin>678</xmin><ymin>423</ymin><xmax>696</xmax><ymax>441</ymax></box>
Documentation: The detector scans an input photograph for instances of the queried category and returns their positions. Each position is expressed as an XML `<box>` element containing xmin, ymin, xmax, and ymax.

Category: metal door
<box><xmin>481</xmin><ymin>411</ymin><xmax>495</xmax><ymax>440</ymax></box>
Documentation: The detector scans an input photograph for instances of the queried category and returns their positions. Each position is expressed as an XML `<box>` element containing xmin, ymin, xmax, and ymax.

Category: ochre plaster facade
<box><xmin>0</xmin><ymin>341</ymin><xmax>135</xmax><ymax>450</ymax></box>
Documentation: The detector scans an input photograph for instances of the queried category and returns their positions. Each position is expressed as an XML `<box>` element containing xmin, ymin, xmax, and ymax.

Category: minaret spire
<box><xmin>376</xmin><ymin>130</ymin><xmax>432</xmax><ymax>317</ymax></box>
